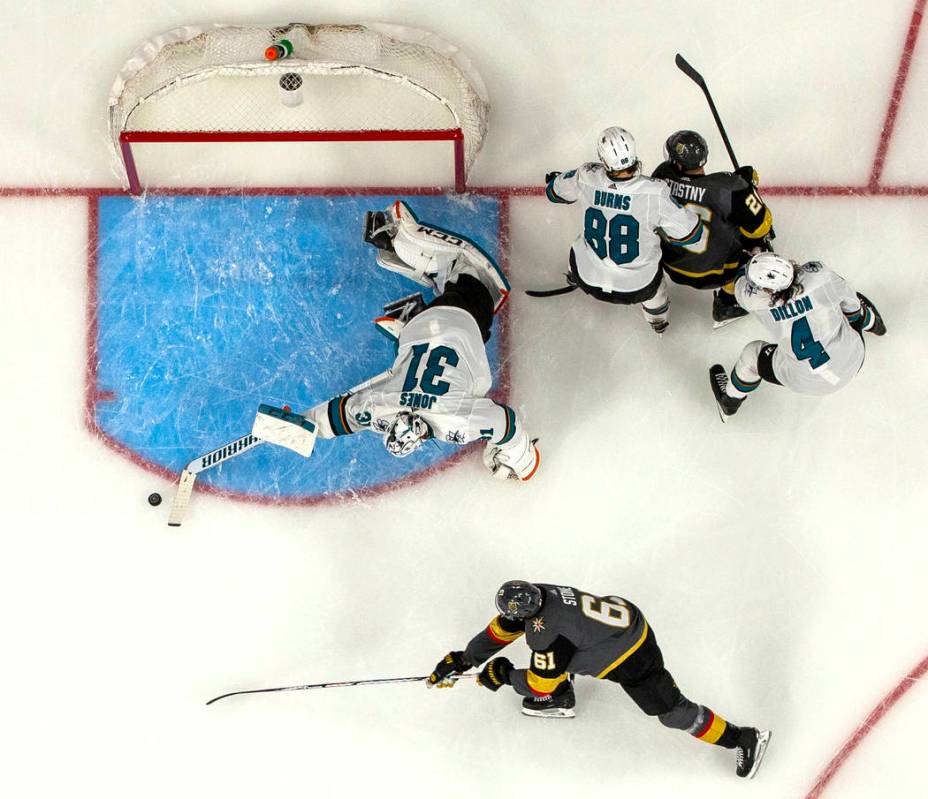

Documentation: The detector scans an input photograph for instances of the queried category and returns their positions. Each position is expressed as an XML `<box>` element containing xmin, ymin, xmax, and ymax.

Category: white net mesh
<box><xmin>108</xmin><ymin>23</ymin><xmax>490</xmax><ymax>187</ymax></box>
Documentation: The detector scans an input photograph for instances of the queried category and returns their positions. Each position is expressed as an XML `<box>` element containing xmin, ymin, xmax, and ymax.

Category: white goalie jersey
<box><xmin>547</xmin><ymin>162</ymin><xmax>703</xmax><ymax>292</ymax></box>
<box><xmin>735</xmin><ymin>262</ymin><xmax>866</xmax><ymax>395</ymax></box>
<box><xmin>307</xmin><ymin>305</ymin><xmax>536</xmax><ymax>476</ymax></box>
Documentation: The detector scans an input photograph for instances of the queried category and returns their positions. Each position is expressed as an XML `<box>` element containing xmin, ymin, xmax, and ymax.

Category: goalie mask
<box><xmin>384</xmin><ymin>411</ymin><xmax>431</xmax><ymax>457</ymax></box>
<box><xmin>495</xmin><ymin>580</ymin><xmax>543</xmax><ymax>620</ymax></box>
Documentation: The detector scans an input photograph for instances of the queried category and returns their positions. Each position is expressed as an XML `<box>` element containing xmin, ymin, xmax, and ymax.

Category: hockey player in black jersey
<box><xmin>652</xmin><ymin>130</ymin><xmax>774</xmax><ymax>327</ymax></box>
<box><xmin>428</xmin><ymin>581</ymin><xmax>771</xmax><ymax>780</ymax></box>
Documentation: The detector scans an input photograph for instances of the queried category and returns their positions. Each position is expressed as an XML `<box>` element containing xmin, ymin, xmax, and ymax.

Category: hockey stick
<box><xmin>674</xmin><ymin>54</ymin><xmax>740</xmax><ymax>169</ymax></box>
<box><xmin>525</xmin><ymin>282</ymin><xmax>578</xmax><ymax>298</ymax></box>
<box><xmin>206</xmin><ymin>673</ymin><xmax>477</xmax><ymax>705</ymax></box>
<box><xmin>166</xmin><ymin>368</ymin><xmax>395</xmax><ymax>527</ymax></box>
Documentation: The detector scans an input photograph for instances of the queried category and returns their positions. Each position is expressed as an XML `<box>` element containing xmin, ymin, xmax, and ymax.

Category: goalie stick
<box><xmin>166</xmin><ymin>368</ymin><xmax>395</xmax><ymax>527</ymax></box>
<box><xmin>206</xmin><ymin>673</ymin><xmax>477</xmax><ymax>705</ymax></box>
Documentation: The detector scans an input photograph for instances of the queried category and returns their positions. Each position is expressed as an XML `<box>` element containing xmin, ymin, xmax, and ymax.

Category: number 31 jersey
<box><xmin>735</xmin><ymin>262</ymin><xmax>865</xmax><ymax>395</ymax></box>
<box><xmin>547</xmin><ymin>162</ymin><xmax>702</xmax><ymax>293</ymax></box>
<box><xmin>308</xmin><ymin>305</ymin><xmax>524</xmax><ymax>448</ymax></box>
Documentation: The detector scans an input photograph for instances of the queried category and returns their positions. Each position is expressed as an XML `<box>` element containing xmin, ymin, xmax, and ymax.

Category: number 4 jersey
<box><xmin>464</xmin><ymin>583</ymin><xmax>649</xmax><ymax>697</ymax></box>
<box><xmin>735</xmin><ymin>262</ymin><xmax>866</xmax><ymax>395</ymax></box>
<box><xmin>307</xmin><ymin>304</ymin><xmax>530</xmax><ymax>452</ymax></box>
<box><xmin>547</xmin><ymin>162</ymin><xmax>702</xmax><ymax>293</ymax></box>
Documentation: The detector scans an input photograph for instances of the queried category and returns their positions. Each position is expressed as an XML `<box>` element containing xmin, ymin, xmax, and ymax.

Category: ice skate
<box><xmin>521</xmin><ymin>681</ymin><xmax>576</xmax><ymax>718</ymax></box>
<box><xmin>735</xmin><ymin>727</ymin><xmax>771</xmax><ymax>779</ymax></box>
<box><xmin>709</xmin><ymin>364</ymin><xmax>744</xmax><ymax>422</ymax></box>
<box><xmin>712</xmin><ymin>289</ymin><xmax>748</xmax><ymax>328</ymax></box>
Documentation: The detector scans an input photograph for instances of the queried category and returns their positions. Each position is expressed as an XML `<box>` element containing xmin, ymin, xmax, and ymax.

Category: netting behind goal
<box><xmin>108</xmin><ymin>23</ymin><xmax>490</xmax><ymax>192</ymax></box>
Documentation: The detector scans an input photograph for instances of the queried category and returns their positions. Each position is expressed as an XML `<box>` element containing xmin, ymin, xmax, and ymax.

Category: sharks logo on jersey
<box><xmin>91</xmin><ymin>194</ymin><xmax>504</xmax><ymax>502</ymax></box>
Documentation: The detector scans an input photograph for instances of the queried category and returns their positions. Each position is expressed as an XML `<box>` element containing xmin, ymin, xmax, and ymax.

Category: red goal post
<box><xmin>108</xmin><ymin>23</ymin><xmax>490</xmax><ymax>193</ymax></box>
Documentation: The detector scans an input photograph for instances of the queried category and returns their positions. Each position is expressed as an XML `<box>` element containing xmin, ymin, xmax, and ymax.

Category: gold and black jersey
<box><xmin>464</xmin><ymin>584</ymin><xmax>650</xmax><ymax>697</ymax></box>
<box><xmin>651</xmin><ymin>161</ymin><xmax>773</xmax><ymax>288</ymax></box>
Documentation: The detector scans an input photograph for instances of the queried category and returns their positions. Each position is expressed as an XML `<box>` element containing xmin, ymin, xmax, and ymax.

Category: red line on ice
<box><xmin>804</xmin><ymin>654</ymin><xmax>928</xmax><ymax>798</ymax></box>
<box><xmin>869</xmin><ymin>0</ymin><xmax>926</xmax><ymax>188</ymax></box>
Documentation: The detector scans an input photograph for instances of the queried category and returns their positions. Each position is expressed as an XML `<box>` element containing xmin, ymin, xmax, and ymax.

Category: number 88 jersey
<box><xmin>734</xmin><ymin>262</ymin><xmax>866</xmax><ymax>395</ymax></box>
<box><xmin>547</xmin><ymin>162</ymin><xmax>702</xmax><ymax>294</ymax></box>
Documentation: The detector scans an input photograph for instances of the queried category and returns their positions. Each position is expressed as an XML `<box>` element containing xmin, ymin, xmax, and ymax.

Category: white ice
<box><xmin>1</xmin><ymin>2</ymin><xmax>926</xmax><ymax>798</ymax></box>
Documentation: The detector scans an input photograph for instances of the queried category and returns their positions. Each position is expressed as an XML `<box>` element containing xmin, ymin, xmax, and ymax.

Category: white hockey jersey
<box><xmin>308</xmin><ymin>305</ymin><xmax>528</xmax><ymax>453</ymax></box>
<box><xmin>548</xmin><ymin>163</ymin><xmax>703</xmax><ymax>292</ymax></box>
<box><xmin>735</xmin><ymin>262</ymin><xmax>865</xmax><ymax>395</ymax></box>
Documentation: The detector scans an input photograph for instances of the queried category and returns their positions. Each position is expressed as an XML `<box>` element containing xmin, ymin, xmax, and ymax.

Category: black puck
<box><xmin>148</xmin><ymin>492</ymin><xmax>162</xmax><ymax>507</ymax></box>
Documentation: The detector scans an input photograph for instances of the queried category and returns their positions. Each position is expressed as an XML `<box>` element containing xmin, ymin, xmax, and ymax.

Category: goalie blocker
<box><xmin>251</xmin><ymin>404</ymin><xmax>318</xmax><ymax>457</ymax></box>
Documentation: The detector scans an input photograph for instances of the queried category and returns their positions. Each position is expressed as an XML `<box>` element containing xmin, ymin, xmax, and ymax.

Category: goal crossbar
<box><xmin>118</xmin><ymin>128</ymin><xmax>466</xmax><ymax>194</ymax></box>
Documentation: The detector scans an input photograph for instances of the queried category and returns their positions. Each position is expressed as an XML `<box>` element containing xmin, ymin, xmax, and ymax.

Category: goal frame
<box><xmin>118</xmin><ymin>127</ymin><xmax>467</xmax><ymax>195</ymax></box>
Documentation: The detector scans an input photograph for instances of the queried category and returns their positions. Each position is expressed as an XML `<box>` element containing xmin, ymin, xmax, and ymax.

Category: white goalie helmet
<box><xmin>384</xmin><ymin>411</ymin><xmax>431</xmax><ymax>457</ymax></box>
<box><xmin>746</xmin><ymin>252</ymin><xmax>795</xmax><ymax>292</ymax></box>
<box><xmin>597</xmin><ymin>126</ymin><xmax>637</xmax><ymax>172</ymax></box>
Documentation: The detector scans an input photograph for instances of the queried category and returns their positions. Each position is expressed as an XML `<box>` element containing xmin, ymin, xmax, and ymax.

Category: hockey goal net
<box><xmin>108</xmin><ymin>23</ymin><xmax>490</xmax><ymax>193</ymax></box>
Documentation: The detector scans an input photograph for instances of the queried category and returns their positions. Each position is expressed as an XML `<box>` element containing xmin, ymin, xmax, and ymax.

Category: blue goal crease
<box><xmin>93</xmin><ymin>193</ymin><xmax>503</xmax><ymax>500</ymax></box>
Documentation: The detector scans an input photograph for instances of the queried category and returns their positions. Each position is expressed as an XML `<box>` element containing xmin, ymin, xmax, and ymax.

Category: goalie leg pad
<box><xmin>252</xmin><ymin>404</ymin><xmax>317</xmax><ymax>457</ymax></box>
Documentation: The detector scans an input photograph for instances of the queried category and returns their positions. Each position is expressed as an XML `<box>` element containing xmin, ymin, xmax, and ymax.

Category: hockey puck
<box><xmin>148</xmin><ymin>492</ymin><xmax>162</xmax><ymax>507</ymax></box>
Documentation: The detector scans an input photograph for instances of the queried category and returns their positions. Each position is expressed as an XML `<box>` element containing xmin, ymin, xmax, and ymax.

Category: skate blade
<box><xmin>712</xmin><ymin>316</ymin><xmax>746</xmax><ymax>330</ymax></box>
<box><xmin>521</xmin><ymin>707</ymin><xmax>576</xmax><ymax>719</ymax></box>
<box><xmin>714</xmin><ymin>403</ymin><xmax>729</xmax><ymax>424</ymax></box>
<box><xmin>746</xmin><ymin>729</ymin><xmax>772</xmax><ymax>780</ymax></box>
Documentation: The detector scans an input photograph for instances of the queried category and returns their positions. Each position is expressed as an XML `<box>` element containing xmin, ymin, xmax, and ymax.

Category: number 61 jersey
<box><xmin>308</xmin><ymin>305</ymin><xmax>527</xmax><ymax>450</ymax></box>
<box><xmin>735</xmin><ymin>262</ymin><xmax>866</xmax><ymax>395</ymax></box>
<box><xmin>465</xmin><ymin>584</ymin><xmax>650</xmax><ymax>696</ymax></box>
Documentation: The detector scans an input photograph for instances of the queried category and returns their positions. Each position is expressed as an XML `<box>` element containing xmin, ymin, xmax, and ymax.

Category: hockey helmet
<box><xmin>384</xmin><ymin>411</ymin><xmax>430</xmax><ymax>457</ymax></box>
<box><xmin>746</xmin><ymin>252</ymin><xmax>795</xmax><ymax>292</ymax></box>
<box><xmin>597</xmin><ymin>127</ymin><xmax>637</xmax><ymax>172</ymax></box>
<box><xmin>495</xmin><ymin>581</ymin><xmax>543</xmax><ymax>620</ymax></box>
<box><xmin>665</xmin><ymin>130</ymin><xmax>708</xmax><ymax>171</ymax></box>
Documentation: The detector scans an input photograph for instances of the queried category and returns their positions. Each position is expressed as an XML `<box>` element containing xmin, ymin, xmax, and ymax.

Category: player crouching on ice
<box><xmin>428</xmin><ymin>581</ymin><xmax>771</xmax><ymax>779</ymax></box>
<box><xmin>259</xmin><ymin>201</ymin><xmax>539</xmax><ymax>481</ymax></box>
<box><xmin>710</xmin><ymin>252</ymin><xmax>886</xmax><ymax>420</ymax></box>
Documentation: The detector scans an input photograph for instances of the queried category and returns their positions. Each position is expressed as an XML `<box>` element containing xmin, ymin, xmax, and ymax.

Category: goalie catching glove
<box><xmin>483</xmin><ymin>436</ymin><xmax>540</xmax><ymax>481</ymax></box>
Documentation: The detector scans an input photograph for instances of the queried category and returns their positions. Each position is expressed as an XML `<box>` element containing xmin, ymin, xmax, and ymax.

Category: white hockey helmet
<box><xmin>384</xmin><ymin>411</ymin><xmax>431</xmax><ymax>457</ymax></box>
<box><xmin>746</xmin><ymin>252</ymin><xmax>795</xmax><ymax>292</ymax></box>
<box><xmin>597</xmin><ymin>127</ymin><xmax>637</xmax><ymax>172</ymax></box>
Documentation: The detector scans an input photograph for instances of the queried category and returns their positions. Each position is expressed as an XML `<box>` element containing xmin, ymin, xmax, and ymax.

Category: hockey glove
<box><xmin>483</xmin><ymin>438</ymin><xmax>540</xmax><ymax>482</ymax></box>
<box><xmin>428</xmin><ymin>650</ymin><xmax>471</xmax><ymax>689</ymax></box>
<box><xmin>735</xmin><ymin>164</ymin><xmax>760</xmax><ymax>186</ymax></box>
<box><xmin>476</xmin><ymin>657</ymin><xmax>513</xmax><ymax>692</ymax></box>
<box><xmin>545</xmin><ymin>171</ymin><xmax>562</xmax><ymax>184</ymax></box>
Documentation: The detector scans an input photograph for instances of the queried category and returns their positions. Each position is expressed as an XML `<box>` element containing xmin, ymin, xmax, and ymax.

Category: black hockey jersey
<box><xmin>464</xmin><ymin>583</ymin><xmax>649</xmax><ymax>698</ymax></box>
<box><xmin>651</xmin><ymin>162</ymin><xmax>772</xmax><ymax>288</ymax></box>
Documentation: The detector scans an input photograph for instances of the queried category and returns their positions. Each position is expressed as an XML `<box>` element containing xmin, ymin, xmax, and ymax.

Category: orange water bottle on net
<box><xmin>265</xmin><ymin>39</ymin><xmax>294</xmax><ymax>61</ymax></box>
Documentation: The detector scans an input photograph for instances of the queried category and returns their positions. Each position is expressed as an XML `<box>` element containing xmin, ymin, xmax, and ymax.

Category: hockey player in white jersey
<box><xmin>542</xmin><ymin>127</ymin><xmax>704</xmax><ymax>334</ymax></box>
<box><xmin>710</xmin><ymin>252</ymin><xmax>886</xmax><ymax>419</ymax></box>
<box><xmin>304</xmin><ymin>201</ymin><xmax>540</xmax><ymax>481</ymax></box>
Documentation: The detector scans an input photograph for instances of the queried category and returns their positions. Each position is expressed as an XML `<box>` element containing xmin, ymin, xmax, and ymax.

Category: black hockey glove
<box><xmin>545</xmin><ymin>171</ymin><xmax>561</xmax><ymax>185</ymax></box>
<box><xmin>735</xmin><ymin>164</ymin><xmax>759</xmax><ymax>186</ymax></box>
<box><xmin>476</xmin><ymin>657</ymin><xmax>513</xmax><ymax>692</ymax></box>
<box><xmin>428</xmin><ymin>650</ymin><xmax>470</xmax><ymax>688</ymax></box>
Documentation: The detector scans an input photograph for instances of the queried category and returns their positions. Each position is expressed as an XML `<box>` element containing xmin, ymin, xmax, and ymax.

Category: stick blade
<box><xmin>674</xmin><ymin>53</ymin><xmax>706</xmax><ymax>87</ymax></box>
<box><xmin>167</xmin><ymin>469</ymin><xmax>196</xmax><ymax>527</ymax></box>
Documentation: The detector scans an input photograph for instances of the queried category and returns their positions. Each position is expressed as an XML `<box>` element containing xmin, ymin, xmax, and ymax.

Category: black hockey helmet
<box><xmin>665</xmin><ymin>130</ymin><xmax>708</xmax><ymax>172</ymax></box>
<box><xmin>495</xmin><ymin>581</ymin><xmax>543</xmax><ymax>620</ymax></box>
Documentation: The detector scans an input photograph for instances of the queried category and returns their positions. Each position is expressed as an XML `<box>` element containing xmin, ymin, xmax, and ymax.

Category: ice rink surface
<box><xmin>1</xmin><ymin>2</ymin><xmax>926</xmax><ymax>797</ymax></box>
